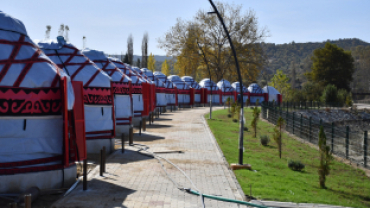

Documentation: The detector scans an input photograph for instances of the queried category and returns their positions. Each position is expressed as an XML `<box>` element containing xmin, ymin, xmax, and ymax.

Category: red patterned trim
<box><xmin>112</xmin><ymin>82</ymin><xmax>131</xmax><ymax>95</ymax></box>
<box><xmin>132</xmin><ymin>83</ymin><xmax>142</xmax><ymax>94</ymax></box>
<box><xmin>0</xmin><ymin>156</ymin><xmax>62</xmax><ymax>168</ymax></box>
<box><xmin>155</xmin><ymin>87</ymin><xmax>167</xmax><ymax>93</ymax></box>
<box><xmin>222</xmin><ymin>92</ymin><xmax>234</xmax><ymax>96</ymax></box>
<box><xmin>0</xmin><ymin>164</ymin><xmax>64</xmax><ymax>175</ymax></box>
<box><xmin>0</xmin><ymin>87</ymin><xmax>62</xmax><ymax>116</ymax></box>
<box><xmin>83</xmin><ymin>87</ymin><xmax>112</xmax><ymax>105</ymax></box>
<box><xmin>177</xmin><ymin>89</ymin><xmax>191</xmax><ymax>94</ymax></box>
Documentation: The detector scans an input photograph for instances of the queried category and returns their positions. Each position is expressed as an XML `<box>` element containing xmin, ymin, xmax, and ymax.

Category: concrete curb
<box><xmin>201</xmin><ymin>108</ymin><xmax>247</xmax><ymax>202</ymax></box>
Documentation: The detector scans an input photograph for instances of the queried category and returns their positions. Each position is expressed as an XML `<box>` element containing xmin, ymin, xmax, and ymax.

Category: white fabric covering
<box><xmin>115</xmin><ymin>95</ymin><xmax>132</xmax><ymax>118</ymax></box>
<box><xmin>263</xmin><ymin>86</ymin><xmax>280</xmax><ymax>102</ymax></box>
<box><xmin>132</xmin><ymin>94</ymin><xmax>144</xmax><ymax>111</ymax></box>
<box><xmin>0</xmin><ymin>117</ymin><xmax>63</xmax><ymax>162</ymax></box>
<box><xmin>231</xmin><ymin>82</ymin><xmax>248</xmax><ymax>93</ymax></box>
<box><xmin>0</xmin><ymin>11</ymin><xmax>74</xmax><ymax>164</ymax></box>
<box><xmin>84</xmin><ymin>105</ymin><xmax>114</xmax><ymax>133</ymax></box>
<box><xmin>200</xmin><ymin>78</ymin><xmax>220</xmax><ymax>104</ymax></box>
<box><xmin>181</xmin><ymin>76</ymin><xmax>201</xmax><ymax>103</ymax></box>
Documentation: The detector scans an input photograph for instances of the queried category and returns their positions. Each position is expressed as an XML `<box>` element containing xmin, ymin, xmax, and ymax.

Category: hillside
<box><xmin>260</xmin><ymin>38</ymin><xmax>370</xmax><ymax>91</ymax></box>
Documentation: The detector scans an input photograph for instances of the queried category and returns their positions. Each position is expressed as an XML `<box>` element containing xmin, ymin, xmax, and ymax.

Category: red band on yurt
<box><xmin>83</xmin><ymin>87</ymin><xmax>112</xmax><ymax>105</ymax></box>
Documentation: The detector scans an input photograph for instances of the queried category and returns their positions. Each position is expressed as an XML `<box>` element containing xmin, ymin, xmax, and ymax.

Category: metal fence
<box><xmin>261</xmin><ymin>102</ymin><xmax>369</xmax><ymax>169</ymax></box>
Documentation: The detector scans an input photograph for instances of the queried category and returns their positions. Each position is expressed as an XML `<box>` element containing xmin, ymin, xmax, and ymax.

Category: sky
<box><xmin>2</xmin><ymin>0</ymin><xmax>370</xmax><ymax>56</ymax></box>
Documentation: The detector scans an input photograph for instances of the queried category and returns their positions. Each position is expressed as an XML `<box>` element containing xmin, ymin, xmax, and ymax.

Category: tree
<box><xmin>290</xmin><ymin>61</ymin><xmax>296</xmax><ymax>89</ymax></box>
<box><xmin>141</xmin><ymin>32</ymin><xmax>149</xmax><ymax>68</ymax></box>
<box><xmin>318</xmin><ymin>126</ymin><xmax>333</xmax><ymax>189</ymax></box>
<box><xmin>307</xmin><ymin>42</ymin><xmax>355</xmax><ymax>91</ymax></box>
<box><xmin>123</xmin><ymin>52</ymin><xmax>129</xmax><ymax>64</ymax></box>
<box><xmin>273</xmin><ymin>116</ymin><xmax>285</xmax><ymax>159</ymax></box>
<box><xmin>250</xmin><ymin>106</ymin><xmax>260</xmax><ymax>138</ymax></box>
<box><xmin>158</xmin><ymin>1</ymin><xmax>266</xmax><ymax>83</ymax></box>
<box><xmin>269</xmin><ymin>70</ymin><xmax>291</xmax><ymax>98</ymax></box>
<box><xmin>161</xmin><ymin>59</ymin><xmax>170</xmax><ymax>76</ymax></box>
<box><xmin>127</xmin><ymin>34</ymin><xmax>134</xmax><ymax>65</ymax></box>
<box><xmin>136</xmin><ymin>58</ymin><xmax>141</xmax><ymax>68</ymax></box>
<box><xmin>148</xmin><ymin>53</ymin><xmax>156</xmax><ymax>70</ymax></box>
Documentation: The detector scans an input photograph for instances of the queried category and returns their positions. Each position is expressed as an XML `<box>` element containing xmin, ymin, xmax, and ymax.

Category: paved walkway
<box><xmin>52</xmin><ymin>107</ymin><xmax>244</xmax><ymax>208</ymax></box>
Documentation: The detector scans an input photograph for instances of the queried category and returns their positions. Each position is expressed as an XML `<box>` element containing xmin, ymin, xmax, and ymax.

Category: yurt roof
<box><xmin>248</xmin><ymin>83</ymin><xmax>263</xmax><ymax>94</ymax></box>
<box><xmin>38</xmin><ymin>37</ymin><xmax>111</xmax><ymax>88</ymax></box>
<box><xmin>217</xmin><ymin>79</ymin><xmax>234</xmax><ymax>92</ymax></box>
<box><xmin>231</xmin><ymin>82</ymin><xmax>248</xmax><ymax>93</ymax></box>
<box><xmin>154</xmin><ymin>72</ymin><xmax>176</xmax><ymax>89</ymax></box>
<box><xmin>199</xmin><ymin>78</ymin><xmax>218</xmax><ymax>91</ymax></box>
<box><xmin>82</xmin><ymin>48</ymin><xmax>131</xmax><ymax>83</ymax></box>
<box><xmin>181</xmin><ymin>76</ymin><xmax>201</xmax><ymax>90</ymax></box>
<box><xmin>141</xmin><ymin>68</ymin><xmax>157</xmax><ymax>84</ymax></box>
<box><xmin>262</xmin><ymin>86</ymin><xmax>280</xmax><ymax>95</ymax></box>
<box><xmin>168</xmin><ymin>75</ymin><xmax>190</xmax><ymax>90</ymax></box>
<box><xmin>108</xmin><ymin>58</ymin><xmax>144</xmax><ymax>85</ymax></box>
<box><xmin>0</xmin><ymin>11</ymin><xmax>74</xmax><ymax>109</ymax></box>
<box><xmin>131</xmin><ymin>67</ymin><xmax>152</xmax><ymax>83</ymax></box>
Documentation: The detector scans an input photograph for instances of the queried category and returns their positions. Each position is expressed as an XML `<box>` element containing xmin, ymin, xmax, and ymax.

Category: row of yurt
<box><xmin>131</xmin><ymin>66</ymin><xmax>154</xmax><ymax>120</ymax></box>
<box><xmin>181</xmin><ymin>76</ymin><xmax>202</xmax><ymax>106</ymax></box>
<box><xmin>199</xmin><ymin>78</ymin><xmax>221</xmax><ymax>105</ymax></box>
<box><xmin>141</xmin><ymin>68</ymin><xmax>168</xmax><ymax>110</ymax></box>
<box><xmin>81</xmin><ymin>49</ymin><xmax>132</xmax><ymax>152</ymax></box>
<box><xmin>0</xmin><ymin>11</ymin><xmax>87</xmax><ymax>192</ymax></box>
<box><xmin>153</xmin><ymin>72</ymin><xmax>178</xmax><ymax>108</ymax></box>
<box><xmin>168</xmin><ymin>75</ymin><xmax>194</xmax><ymax>107</ymax></box>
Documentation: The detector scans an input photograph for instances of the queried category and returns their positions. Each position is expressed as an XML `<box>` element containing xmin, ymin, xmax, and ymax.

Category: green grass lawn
<box><xmin>205</xmin><ymin>108</ymin><xmax>370</xmax><ymax>208</ymax></box>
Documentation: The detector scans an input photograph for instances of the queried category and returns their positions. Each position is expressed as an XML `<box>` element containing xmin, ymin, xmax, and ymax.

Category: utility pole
<box><xmin>208</xmin><ymin>0</ymin><xmax>245</xmax><ymax>165</ymax></box>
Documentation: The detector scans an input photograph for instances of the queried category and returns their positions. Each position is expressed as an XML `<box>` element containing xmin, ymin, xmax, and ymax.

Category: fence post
<box><xmin>293</xmin><ymin>112</ymin><xmax>295</xmax><ymax>134</ymax></box>
<box><xmin>364</xmin><ymin>131</ymin><xmax>368</xmax><ymax>168</ymax></box>
<box><xmin>300</xmin><ymin>114</ymin><xmax>303</xmax><ymax>138</ymax></box>
<box><xmin>309</xmin><ymin>117</ymin><xmax>312</xmax><ymax>142</ymax></box>
<box><xmin>346</xmin><ymin>126</ymin><xmax>349</xmax><ymax>159</ymax></box>
<box><xmin>331</xmin><ymin>122</ymin><xmax>334</xmax><ymax>152</ymax></box>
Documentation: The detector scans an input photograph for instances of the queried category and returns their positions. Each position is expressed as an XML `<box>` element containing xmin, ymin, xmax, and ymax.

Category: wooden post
<box><xmin>121</xmin><ymin>133</ymin><xmax>125</xmax><ymax>153</ymax></box>
<box><xmin>100</xmin><ymin>149</ymin><xmax>103</xmax><ymax>176</ymax></box>
<box><xmin>24</xmin><ymin>194</ymin><xmax>31</xmax><ymax>208</ymax></box>
<box><xmin>346</xmin><ymin>126</ymin><xmax>349</xmax><ymax>159</ymax></box>
<box><xmin>83</xmin><ymin>159</ymin><xmax>87</xmax><ymax>190</ymax></box>
<box><xmin>129</xmin><ymin>127</ymin><xmax>133</xmax><ymax>145</ymax></box>
<box><xmin>139</xmin><ymin>121</ymin><xmax>142</xmax><ymax>135</ymax></box>
<box><xmin>102</xmin><ymin>146</ymin><xmax>106</xmax><ymax>172</ymax></box>
<box><xmin>364</xmin><ymin>131</ymin><xmax>368</xmax><ymax>168</ymax></box>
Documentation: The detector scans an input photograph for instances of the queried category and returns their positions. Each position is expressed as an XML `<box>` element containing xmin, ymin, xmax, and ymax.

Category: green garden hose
<box><xmin>185</xmin><ymin>189</ymin><xmax>271</xmax><ymax>208</ymax></box>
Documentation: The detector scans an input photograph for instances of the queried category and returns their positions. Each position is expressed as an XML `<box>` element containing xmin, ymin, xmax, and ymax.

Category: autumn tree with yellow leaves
<box><xmin>158</xmin><ymin>2</ymin><xmax>267</xmax><ymax>84</ymax></box>
<box><xmin>147</xmin><ymin>53</ymin><xmax>156</xmax><ymax>70</ymax></box>
<box><xmin>161</xmin><ymin>59</ymin><xmax>170</xmax><ymax>76</ymax></box>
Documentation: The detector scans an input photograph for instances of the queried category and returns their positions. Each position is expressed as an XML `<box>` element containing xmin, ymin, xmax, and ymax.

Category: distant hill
<box><xmin>260</xmin><ymin>38</ymin><xmax>370</xmax><ymax>90</ymax></box>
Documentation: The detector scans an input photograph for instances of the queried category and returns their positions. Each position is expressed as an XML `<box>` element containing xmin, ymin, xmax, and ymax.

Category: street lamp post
<box><xmin>208</xmin><ymin>0</ymin><xmax>244</xmax><ymax>165</ymax></box>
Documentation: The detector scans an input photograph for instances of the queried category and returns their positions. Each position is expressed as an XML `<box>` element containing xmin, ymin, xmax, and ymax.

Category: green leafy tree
<box><xmin>273</xmin><ymin>116</ymin><xmax>285</xmax><ymax>159</ymax></box>
<box><xmin>307</xmin><ymin>42</ymin><xmax>355</xmax><ymax>91</ymax></box>
<box><xmin>321</xmin><ymin>84</ymin><xmax>338</xmax><ymax>103</ymax></box>
<box><xmin>269</xmin><ymin>70</ymin><xmax>291</xmax><ymax>99</ymax></box>
<box><xmin>250</xmin><ymin>107</ymin><xmax>261</xmax><ymax>138</ymax></box>
<box><xmin>318</xmin><ymin>126</ymin><xmax>333</xmax><ymax>189</ymax></box>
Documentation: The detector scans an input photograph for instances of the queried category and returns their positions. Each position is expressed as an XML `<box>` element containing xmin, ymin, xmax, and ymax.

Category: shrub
<box><xmin>345</xmin><ymin>93</ymin><xmax>353</xmax><ymax>107</ymax></box>
<box><xmin>321</xmin><ymin>84</ymin><xmax>338</xmax><ymax>103</ymax></box>
<box><xmin>227</xmin><ymin>114</ymin><xmax>232</xmax><ymax>118</ymax></box>
<box><xmin>318</xmin><ymin>126</ymin><xmax>333</xmax><ymax>188</ymax></box>
<box><xmin>232</xmin><ymin>119</ymin><xmax>238</xmax><ymax>123</ymax></box>
<box><xmin>273</xmin><ymin>116</ymin><xmax>285</xmax><ymax>159</ymax></box>
<box><xmin>260</xmin><ymin>135</ymin><xmax>270</xmax><ymax>146</ymax></box>
<box><xmin>243</xmin><ymin>126</ymin><xmax>248</xmax><ymax>131</ymax></box>
<box><xmin>288</xmin><ymin>160</ymin><xmax>305</xmax><ymax>171</ymax></box>
<box><xmin>250</xmin><ymin>107</ymin><xmax>261</xmax><ymax>138</ymax></box>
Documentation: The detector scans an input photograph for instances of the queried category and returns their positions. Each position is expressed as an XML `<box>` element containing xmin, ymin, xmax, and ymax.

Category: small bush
<box><xmin>227</xmin><ymin>114</ymin><xmax>232</xmax><ymax>118</ymax></box>
<box><xmin>288</xmin><ymin>160</ymin><xmax>305</xmax><ymax>171</ymax></box>
<box><xmin>321</xmin><ymin>84</ymin><xmax>338</xmax><ymax>103</ymax></box>
<box><xmin>232</xmin><ymin>119</ymin><xmax>238</xmax><ymax>123</ymax></box>
<box><xmin>260</xmin><ymin>135</ymin><xmax>270</xmax><ymax>146</ymax></box>
<box><xmin>244</xmin><ymin>126</ymin><xmax>248</xmax><ymax>131</ymax></box>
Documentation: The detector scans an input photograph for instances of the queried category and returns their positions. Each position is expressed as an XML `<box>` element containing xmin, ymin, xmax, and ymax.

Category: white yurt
<box><xmin>0</xmin><ymin>11</ymin><xmax>82</xmax><ymax>192</ymax></box>
<box><xmin>141</xmin><ymin>68</ymin><xmax>167</xmax><ymax>108</ymax></box>
<box><xmin>262</xmin><ymin>86</ymin><xmax>281</xmax><ymax>103</ymax></box>
<box><xmin>168</xmin><ymin>75</ymin><xmax>192</xmax><ymax>106</ymax></box>
<box><xmin>199</xmin><ymin>78</ymin><xmax>221</xmax><ymax>104</ymax></box>
<box><xmin>231</xmin><ymin>82</ymin><xmax>249</xmax><ymax>103</ymax></box>
<box><xmin>131</xmin><ymin>67</ymin><xmax>154</xmax><ymax>116</ymax></box>
<box><xmin>153</xmin><ymin>72</ymin><xmax>177</xmax><ymax>108</ymax></box>
<box><xmin>181</xmin><ymin>76</ymin><xmax>202</xmax><ymax>105</ymax></box>
<box><xmin>109</xmin><ymin>59</ymin><xmax>146</xmax><ymax>127</ymax></box>
<box><xmin>38</xmin><ymin>37</ymin><xmax>116</xmax><ymax>154</ymax></box>
<box><xmin>248</xmin><ymin>83</ymin><xmax>265</xmax><ymax>104</ymax></box>
<box><xmin>82</xmin><ymin>49</ymin><xmax>133</xmax><ymax>149</ymax></box>
<box><xmin>217</xmin><ymin>79</ymin><xmax>235</xmax><ymax>104</ymax></box>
